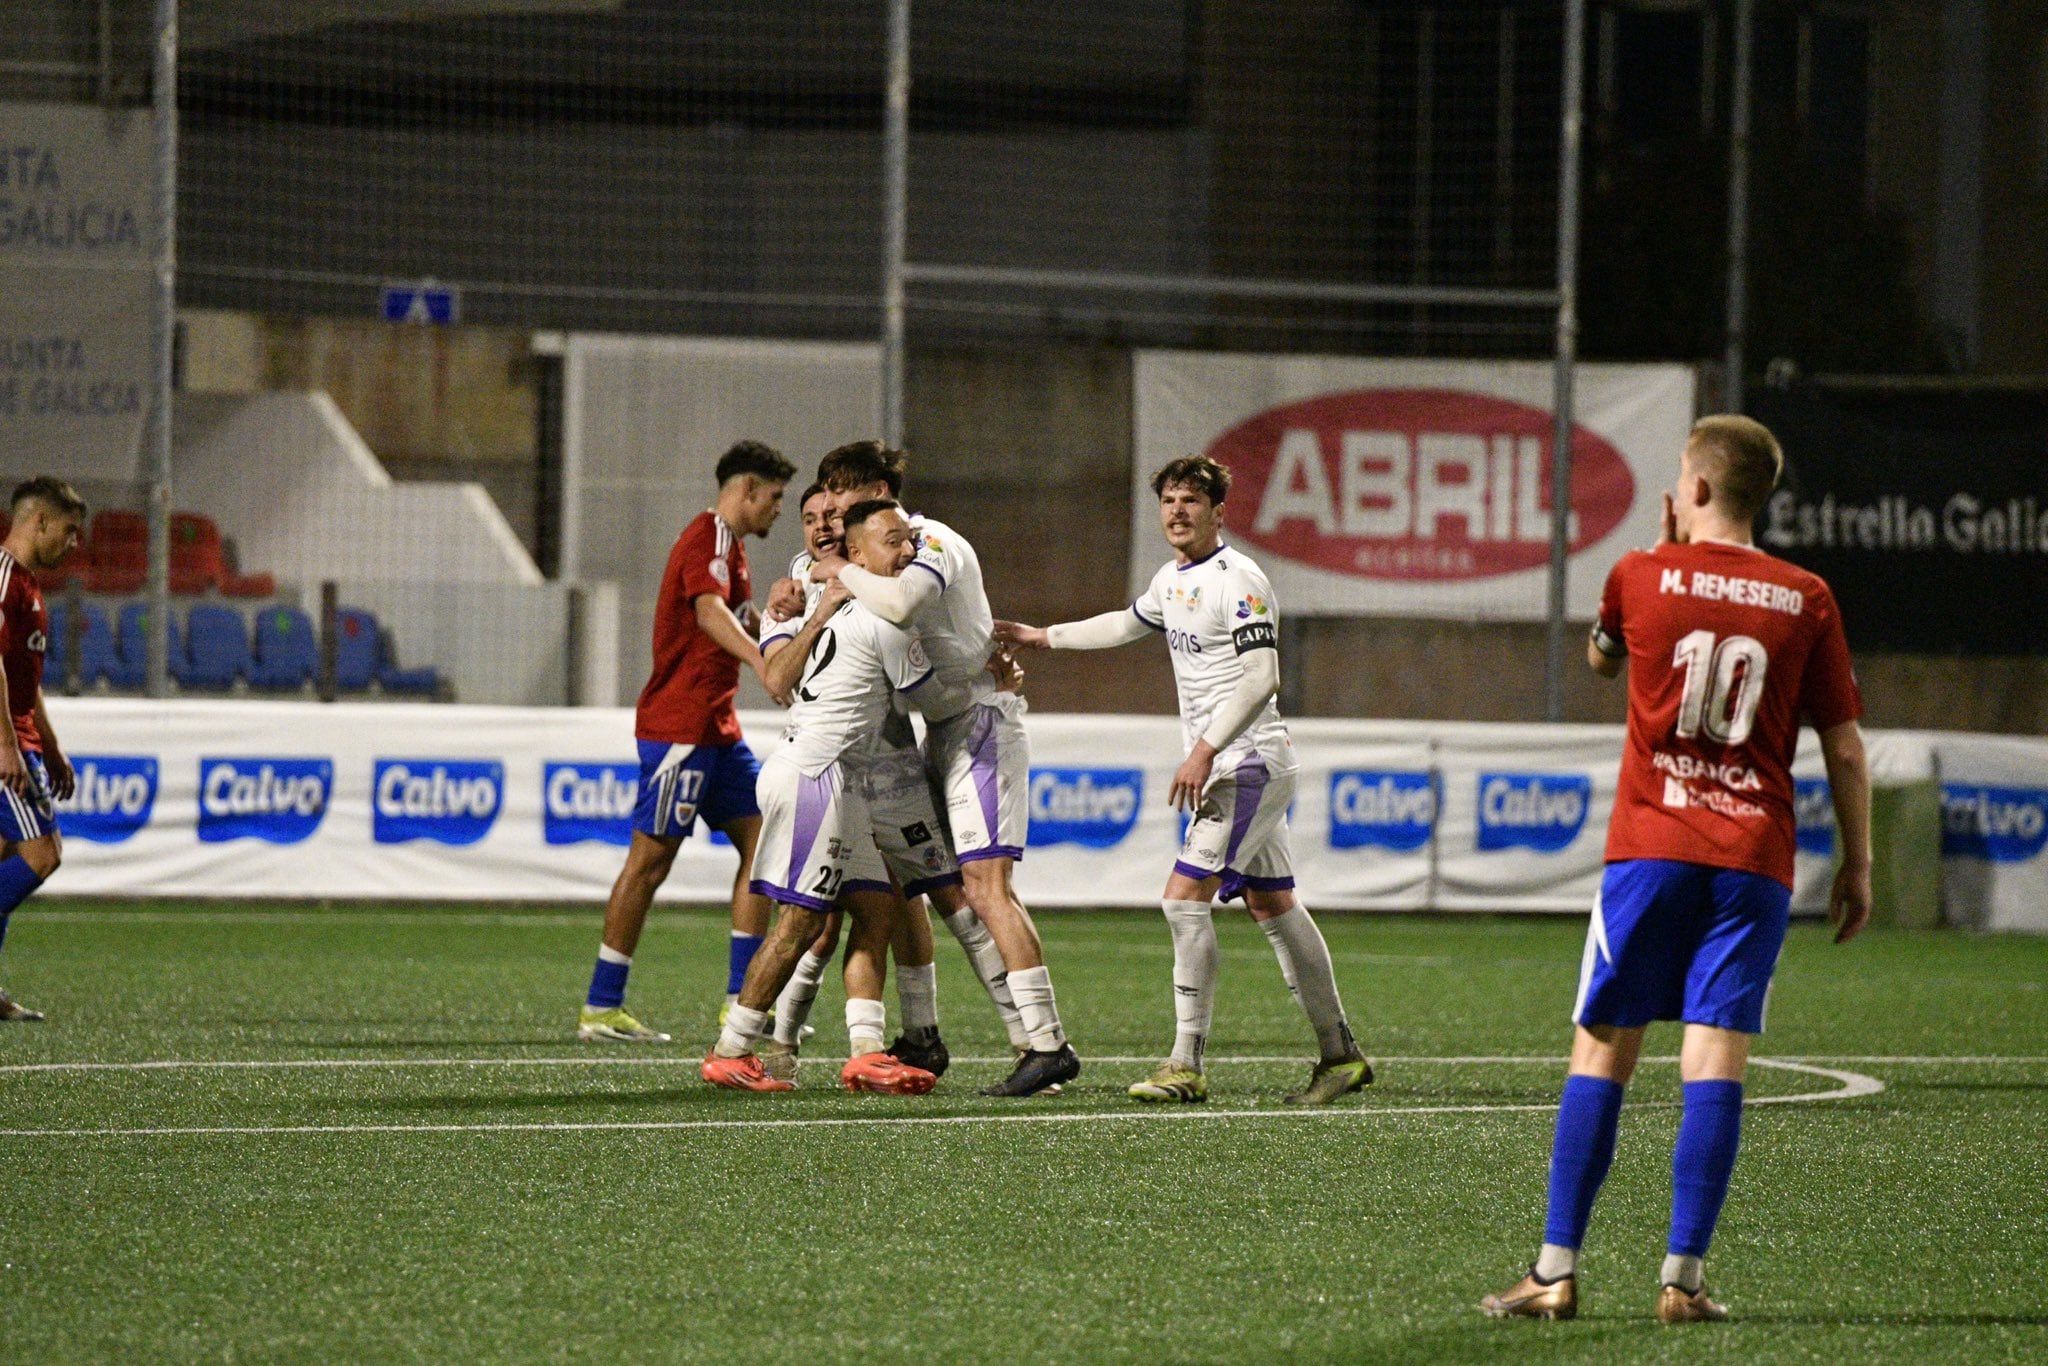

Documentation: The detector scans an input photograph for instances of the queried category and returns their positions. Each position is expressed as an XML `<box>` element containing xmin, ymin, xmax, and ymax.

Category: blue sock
<box><xmin>0</xmin><ymin>855</ymin><xmax>43</xmax><ymax>933</ymax></box>
<box><xmin>586</xmin><ymin>954</ymin><xmax>630</xmax><ymax>1010</ymax></box>
<box><xmin>1670</xmin><ymin>1079</ymin><xmax>1744</xmax><ymax>1257</ymax></box>
<box><xmin>727</xmin><ymin>932</ymin><xmax>764</xmax><ymax>995</ymax></box>
<box><xmin>1542</xmin><ymin>1074</ymin><xmax>1627</xmax><ymax>1252</ymax></box>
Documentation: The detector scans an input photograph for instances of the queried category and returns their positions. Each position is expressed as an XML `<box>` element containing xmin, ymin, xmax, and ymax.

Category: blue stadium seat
<box><xmin>116</xmin><ymin>603</ymin><xmax>176</xmax><ymax>689</ymax></box>
<box><xmin>89</xmin><ymin>604</ymin><xmax>140</xmax><ymax>688</ymax></box>
<box><xmin>335</xmin><ymin>608</ymin><xmax>379</xmax><ymax>691</ymax></box>
<box><xmin>182</xmin><ymin>604</ymin><xmax>251</xmax><ymax>690</ymax></box>
<box><xmin>249</xmin><ymin>606</ymin><xmax>317</xmax><ymax>690</ymax></box>
<box><xmin>377</xmin><ymin>629</ymin><xmax>442</xmax><ymax>696</ymax></box>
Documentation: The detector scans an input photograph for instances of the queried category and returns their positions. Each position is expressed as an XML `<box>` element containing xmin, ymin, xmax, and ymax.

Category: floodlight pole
<box><xmin>1544</xmin><ymin>0</ymin><xmax>1586</xmax><ymax>723</ymax></box>
<box><xmin>880</xmin><ymin>0</ymin><xmax>910</xmax><ymax>447</ymax></box>
<box><xmin>1725</xmin><ymin>0</ymin><xmax>1753</xmax><ymax>414</ymax></box>
<box><xmin>145</xmin><ymin>0</ymin><xmax>177</xmax><ymax>697</ymax></box>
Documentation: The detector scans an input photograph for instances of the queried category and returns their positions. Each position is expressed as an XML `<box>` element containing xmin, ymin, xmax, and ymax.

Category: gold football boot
<box><xmin>1656</xmin><ymin>1283</ymin><xmax>1729</xmax><ymax>1323</ymax></box>
<box><xmin>1479</xmin><ymin>1270</ymin><xmax>1578</xmax><ymax>1321</ymax></box>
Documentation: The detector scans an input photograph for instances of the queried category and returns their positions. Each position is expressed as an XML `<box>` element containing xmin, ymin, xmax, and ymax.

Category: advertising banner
<box><xmin>41</xmin><ymin>700</ymin><xmax>2024</xmax><ymax>928</ymax></box>
<box><xmin>0</xmin><ymin>101</ymin><xmax>154</xmax><ymax>477</ymax></box>
<box><xmin>1132</xmin><ymin>352</ymin><xmax>1696</xmax><ymax>619</ymax></box>
<box><xmin>1748</xmin><ymin>386</ymin><xmax>2048</xmax><ymax>654</ymax></box>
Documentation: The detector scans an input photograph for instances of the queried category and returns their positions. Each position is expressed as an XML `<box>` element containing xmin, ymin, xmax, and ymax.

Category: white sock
<box><xmin>597</xmin><ymin>944</ymin><xmax>631</xmax><ymax>966</ymax></box>
<box><xmin>1162</xmin><ymin>899</ymin><xmax>1217</xmax><ymax>1070</ymax></box>
<box><xmin>846</xmin><ymin>997</ymin><xmax>887</xmax><ymax>1058</ymax></box>
<box><xmin>772</xmin><ymin>949</ymin><xmax>831</xmax><ymax>1046</ymax></box>
<box><xmin>1259</xmin><ymin>904</ymin><xmax>1355</xmax><ymax>1061</ymax></box>
<box><xmin>1536</xmin><ymin>1243</ymin><xmax>1577</xmax><ymax>1282</ymax></box>
<box><xmin>1661</xmin><ymin>1254</ymin><xmax>1704</xmax><ymax>1293</ymax></box>
<box><xmin>1006</xmin><ymin>965</ymin><xmax>1066</xmax><ymax>1051</ymax></box>
<box><xmin>897</xmin><ymin>962</ymin><xmax>938</xmax><ymax>1034</ymax></box>
<box><xmin>715</xmin><ymin>1003</ymin><xmax>770</xmax><ymax>1058</ymax></box>
<box><xmin>943</xmin><ymin>906</ymin><xmax>1030</xmax><ymax>1049</ymax></box>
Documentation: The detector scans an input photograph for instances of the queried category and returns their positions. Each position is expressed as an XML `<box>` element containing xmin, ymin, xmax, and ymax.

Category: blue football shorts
<box><xmin>1572</xmin><ymin>857</ymin><xmax>1792</xmax><ymax>1035</ymax></box>
<box><xmin>632</xmin><ymin>739</ymin><xmax>761</xmax><ymax>841</ymax></box>
<box><xmin>0</xmin><ymin>751</ymin><xmax>57</xmax><ymax>844</ymax></box>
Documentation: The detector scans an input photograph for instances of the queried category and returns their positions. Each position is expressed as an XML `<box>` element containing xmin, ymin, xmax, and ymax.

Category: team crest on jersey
<box><xmin>907</xmin><ymin>638</ymin><xmax>930</xmax><ymax>671</ymax></box>
<box><xmin>709</xmin><ymin>558</ymin><xmax>731</xmax><ymax>587</ymax></box>
<box><xmin>1236</xmin><ymin>594</ymin><xmax>1268</xmax><ymax>619</ymax></box>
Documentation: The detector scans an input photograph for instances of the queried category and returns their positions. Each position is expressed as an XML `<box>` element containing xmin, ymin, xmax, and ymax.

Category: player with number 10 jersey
<box><xmin>1595</xmin><ymin>512</ymin><xmax>1861</xmax><ymax>889</ymax></box>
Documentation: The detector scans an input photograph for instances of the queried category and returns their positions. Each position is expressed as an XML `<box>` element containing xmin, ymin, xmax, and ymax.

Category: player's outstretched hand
<box><xmin>809</xmin><ymin>553</ymin><xmax>849</xmax><ymax>583</ymax></box>
<box><xmin>993</xmin><ymin>620</ymin><xmax>1049</xmax><ymax>650</ymax></box>
<box><xmin>766</xmin><ymin>577</ymin><xmax>806</xmax><ymax>620</ymax></box>
<box><xmin>0</xmin><ymin>744</ymin><xmax>25</xmax><ymax>796</ymax></box>
<box><xmin>1829</xmin><ymin>860</ymin><xmax>1873</xmax><ymax>944</ymax></box>
<box><xmin>1169</xmin><ymin>743</ymin><xmax>1216</xmax><ymax>813</ymax></box>
<box><xmin>42</xmin><ymin>748</ymin><xmax>74</xmax><ymax>801</ymax></box>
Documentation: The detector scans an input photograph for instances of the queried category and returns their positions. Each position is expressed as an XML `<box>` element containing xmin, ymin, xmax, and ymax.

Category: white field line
<box><xmin>0</xmin><ymin>1058</ymin><xmax>1881</xmax><ymax>1139</ymax></box>
<box><xmin>0</xmin><ymin>1053</ymin><xmax>2034</xmax><ymax>1078</ymax></box>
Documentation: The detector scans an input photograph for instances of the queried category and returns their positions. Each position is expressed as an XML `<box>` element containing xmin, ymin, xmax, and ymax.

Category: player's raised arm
<box><xmin>761</xmin><ymin>579</ymin><xmax>851</xmax><ymax>706</ymax></box>
<box><xmin>1818</xmin><ymin>719</ymin><xmax>1873</xmax><ymax>944</ymax></box>
<box><xmin>1588</xmin><ymin>557</ymin><xmax>1630</xmax><ymax>678</ymax></box>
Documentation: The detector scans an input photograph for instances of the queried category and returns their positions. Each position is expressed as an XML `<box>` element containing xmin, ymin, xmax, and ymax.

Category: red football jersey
<box><xmin>0</xmin><ymin>550</ymin><xmax>47</xmax><ymax>752</ymax></box>
<box><xmin>636</xmin><ymin>511</ymin><xmax>752</xmax><ymax>746</ymax></box>
<box><xmin>1595</xmin><ymin>539</ymin><xmax>1862</xmax><ymax>888</ymax></box>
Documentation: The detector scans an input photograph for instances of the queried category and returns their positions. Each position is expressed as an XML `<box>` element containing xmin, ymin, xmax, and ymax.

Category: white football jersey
<box><xmin>896</xmin><ymin>513</ymin><xmax>996</xmax><ymax>722</ymax></box>
<box><xmin>1132</xmin><ymin>543</ymin><xmax>1296</xmax><ymax>774</ymax></box>
<box><xmin>774</xmin><ymin>599</ymin><xmax>934</xmax><ymax>776</ymax></box>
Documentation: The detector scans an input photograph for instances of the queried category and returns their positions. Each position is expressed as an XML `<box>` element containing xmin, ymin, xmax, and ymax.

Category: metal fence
<box><xmin>3</xmin><ymin>0</ymin><xmax>1591</xmax><ymax>713</ymax></box>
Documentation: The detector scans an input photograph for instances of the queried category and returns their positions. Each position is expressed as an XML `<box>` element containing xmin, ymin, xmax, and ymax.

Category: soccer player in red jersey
<box><xmin>1483</xmin><ymin>416</ymin><xmax>1873</xmax><ymax>1324</ymax></box>
<box><xmin>577</xmin><ymin>440</ymin><xmax>796</xmax><ymax>1043</ymax></box>
<box><xmin>0</xmin><ymin>477</ymin><xmax>87</xmax><ymax>1023</ymax></box>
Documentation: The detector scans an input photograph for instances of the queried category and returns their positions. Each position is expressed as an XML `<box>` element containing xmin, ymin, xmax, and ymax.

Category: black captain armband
<box><xmin>1590</xmin><ymin>622</ymin><xmax>1626</xmax><ymax>659</ymax></box>
<box><xmin>1232</xmin><ymin>621</ymin><xmax>1277</xmax><ymax>653</ymax></box>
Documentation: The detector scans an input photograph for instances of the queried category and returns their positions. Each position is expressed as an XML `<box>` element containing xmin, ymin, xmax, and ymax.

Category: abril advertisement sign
<box><xmin>1132</xmin><ymin>353</ymin><xmax>1695</xmax><ymax>620</ymax></box>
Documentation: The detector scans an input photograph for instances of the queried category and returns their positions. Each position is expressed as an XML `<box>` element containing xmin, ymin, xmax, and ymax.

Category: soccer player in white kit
<box><xmin>701</xmin><ymin>499</ymin><xmax>941</xmax><ymax>1096</ymax></box>
<box><xmin>755</xmin><ymin>483</ymin><xmax>1027</xmax><ymax>1082</ymax></box>
<box><xmin>810</xmin><ymin>441</ymin><xmax>1081</xmax><ymax>1098</ymax></box>
<box><xmin>997</xmin><ymin>456</ymin><xmax>1371</xmax><ymax>1105</ymax></box>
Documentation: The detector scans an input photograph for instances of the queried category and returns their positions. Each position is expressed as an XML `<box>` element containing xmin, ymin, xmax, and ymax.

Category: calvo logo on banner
<box><xmin>1328</xmin><ymin>771</ymin><xmax>1435</xmax><ymax>851</ymax></box>
<box><xmin>54</xmin><ymin>755</ymin><xmax>157</xmax><ymax>843</ymax></box>
<box><xmin>544</xmin><ymin>762</ymin><xmax>639</xmax><ymax>846</ymax></box>
<box><xmin>1477</xmin><ymin>772</ymin><xmax>1591</xmax><ymax>853</ymax></box>
<box><xmin>1794</xmin><ymin>778</ymin><xmax>1835</xmax><ymax>857</ymax></box>
<box><xmin>1941</xmin><ymin>785</ymin><xmax>2048</xmax><ymax>864</ymax></box>
<box><xmin>197</xmin><ymin>757</ymin><xmax>331</xmax><ymax>844</ymax></box>
<box><xmin>1028</xmin><ymin>769</ymin><xmax>1143</xmax><ymax>849</ymax></box>
<box><xmin>373</xmin><ymin>759</ymin><xmax>503</xmax><ymax>846</ymax></box>
<box><xmin>1209</xmin><ymin>389</ymin><xmax>1635</xmax><ymax>581</ymax></box>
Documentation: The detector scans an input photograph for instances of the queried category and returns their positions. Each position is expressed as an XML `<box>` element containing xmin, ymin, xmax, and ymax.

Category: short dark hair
<box><xmin>818</xmin><ymin>440</ymin><xmax>908</xmax><ymax>496</ymax></box>
<box><xmin>1687</xmin><ymin>415</ymin><xmax>1783</xmax><ymax>521</ymax></box>
<box><xmin>1151</xmin><ymin>455</ymin><xmax>1230</xmax><ymax>505</ymax></box>
<box><xmin>715</xmin><ymin>439</ymin><xmax>795</xmax><ymax>487</ymax></box>
<box><xmin>10</xmin><ymin>475</ymin><xmax>87</xmax><ymax>521</ymax></box>
<box><xmin>797</xmin><ymin>481</ymin><xmax>828</xmax><ymax>511</ymax></box>
<box><xmin>840</xmin><ymin>498</ymin><xmax>901</xmax><ymax>536</ymax></box>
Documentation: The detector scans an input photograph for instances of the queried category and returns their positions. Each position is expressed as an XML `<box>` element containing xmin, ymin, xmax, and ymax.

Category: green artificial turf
<box><xmin>1</xmin><ymin>904</ymin><xmax>2043</xmax><ymax>1362</ymax></box>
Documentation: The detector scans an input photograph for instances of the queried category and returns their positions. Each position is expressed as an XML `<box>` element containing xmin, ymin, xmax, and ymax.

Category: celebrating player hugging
<box><xmin>1481</xmin><ymin>414</ymin><xmax>1872</xmax><ymax>1325</ymax></box>
<box><xmin>998</xmin><ymin>455</ymin><xmax>1370</xmax><ymax>1106</ymax></box>
<box><xmin>703</xmin><ymin>499</ymin><xmax>942</xmax><ymax>1095</ymax></box>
